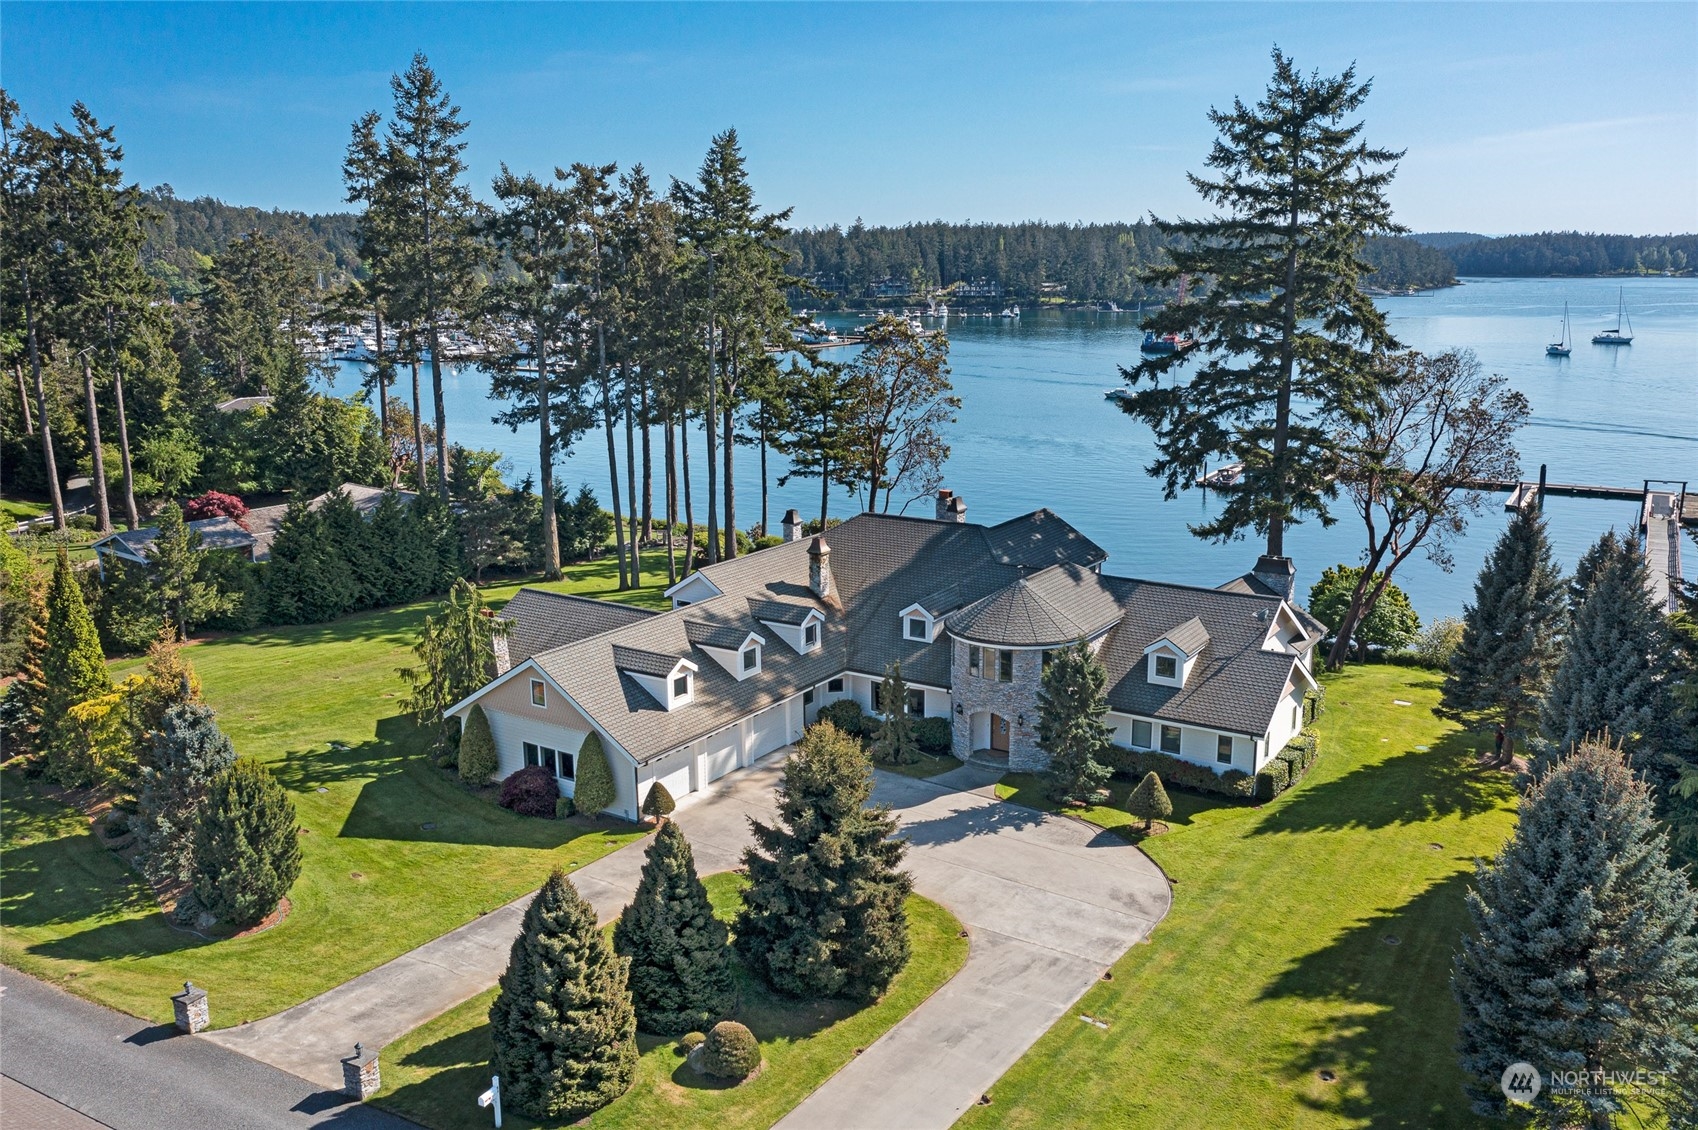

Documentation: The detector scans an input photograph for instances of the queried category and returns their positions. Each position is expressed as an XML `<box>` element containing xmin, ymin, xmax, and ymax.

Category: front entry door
<box><xmin>990</xmin><ymin>714</ymin><xmax>1010</xmax><ymax>753</ymax></box>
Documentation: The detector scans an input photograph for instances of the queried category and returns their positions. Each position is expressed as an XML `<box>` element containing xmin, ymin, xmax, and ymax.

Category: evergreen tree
<box><xmin>1126</xmin><ymin>771</ymin><xmax>1173</xmax><ymax>833</ymax></box>
<box><xmin>734</xmin><ymin>721</ymin><xmax>912</xmax><ymax>1002</ymax></box>
<box><xmin>612</xmin><ymin>820</ymin><xmax>732</xmax><ymax>1034</ymax></box>
<box><xmin>94</xmin><ymin>556</ymin><xmax>164</xmax><ymax>655</ymax></box>
<box><xmin>398</xmin><ymin>579</ymin><xmax>501</xmax><ymax>748</ymax></box>
<box><xmin>365</xmin><ymin>488</ymin><xmax>417</xmax><ymax>604</ymax></box>
<box><xmin>457</xmin><ymin>702</ymin><xmax>497</xmax><ymax>784</ymax></box>
<box><xmin>1115</xmin><ymin>49</ymin><xmax>1404</xmax><ymax>557</ymax></box>
<box><xmin>263</xmin><ymin>499</ymin><xmax>356</xmax><ymax>624</ymax></box>
<box><xmin>0</xmin><ymin>542</ymin><xmax>50</xmax><ymax>755</ymax></box>
<box><xmin>572</xmin><ymin>731</ymin><xmax>617</xmax><ymax>817</ymax></box>
<box><xmin>1540</xmin><ymin>534</ymin><xmax>1672</xmax><ymax>762</ymax></box>
<box><xmin>1442</xmin><ymin>505</ymin><xmax>1565</xmax><ymax>759</ymax></box>
<box><xmin>1037</xmin><ymin>639</ymin><xmax>1115</xmax><ymax>803</ymax></box>
<box><xmin>137</xmin><ymin>702</ymin><xmax>237</xmax><ymax>885</ymax></box>
<box><xmin>489</xmin><ymin>868</ymin><xmax>638</xmax><ymax>1121</ymax></box>
<box><xmin>191</xmin><ymin>758</ymin><xmax>303</xmax><ymax>927</ymax></box>
<box><xmin>315</xmin><ymin>488</ymin><xmax>379</xmax><ymax>610</ymax></box>
<box><xmin>870</xmin><ymin>661</ymin><xmax>920</xmax><ymax>765</ymax></box>
<box><xmin>42</xmin><ymin>548</ymin><xmax>112</xmax><ymax>774</ymax></box>
<box><xmin>145</xmin><ymin>501</ymin><xmax>227</xmax><ymax>638</ymax></box>
<box><xmin>641</xmin><ymin>781</ymin><xmax>676</xmax><ymax>822</ymax></box>
<box><xmin>1452</xmin><ymin>738</ymin><xmax>1698</xmax><ymax>1126</ymax></box>
<box><xmin>0</xmin><ymin>534</ymin><xmax>43</xmax><ymax>675</ymax></box>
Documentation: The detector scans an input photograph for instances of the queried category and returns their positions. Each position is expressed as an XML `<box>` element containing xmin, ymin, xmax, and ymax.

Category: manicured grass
<box><xmin>374</xmin><ymin>872</ymin><xmax>969</xmax><ymax>1130</ymax></box>
<box><xmin>996</xmin><ymin>770</ymin><xmax>1237</xmax><ymax>839</ymax></box>
<box><xmin>0</xmin><ymin>558</ymin><xmax>670</xmax><ymax>1025</ymax></box>
<box><xmin>958</xmin><ymin>666</ymin><xmax>1520</xmax><ymax>1130</ymax></box>
<box><xmin>2</xmin><ymin>497</ymin><xmax>51</xmax><ymax>524</ymax></box>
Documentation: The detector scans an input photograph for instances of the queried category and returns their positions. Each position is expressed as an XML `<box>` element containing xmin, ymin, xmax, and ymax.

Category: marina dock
<box><xmin>1469</xmin><ymin>470</ymin><xmax>1692</xmax><ymax>614</ymax></box>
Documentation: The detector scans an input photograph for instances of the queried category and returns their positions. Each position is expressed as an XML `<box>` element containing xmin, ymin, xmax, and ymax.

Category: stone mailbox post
<box><xmin>172</xmin><ymin>981</ymin><xmax>209</xmax><ymax>1033</ymax></box>
<box><xmin>342</xmin><ymin>1042</ymin><xmax>381</xmax><ymax>1100</ymax></box>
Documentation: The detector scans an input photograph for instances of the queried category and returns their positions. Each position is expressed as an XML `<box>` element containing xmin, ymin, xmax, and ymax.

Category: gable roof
<box><xmin>1148</xmin><ymin>616</ymin><xmax>1210</xmax><ymax>658</ymax></box>
<box><xmin>500</xmin><ymin>589</ymin><xmax>656</xmax><ymax>666</ymax></box>
<box><xmin>612</xmin><ymin>645</ymin><xmax>691</xmax><ymax>678</ymax></box>
<box><xmin>748</xmin><ymin>596</ymin><xmax>822</xmax><ymax>625</ymax></box>
<box><xmin>93</xmin><ymin>516</ymin><xmax>256</xmax><ymax>560</ymax></box>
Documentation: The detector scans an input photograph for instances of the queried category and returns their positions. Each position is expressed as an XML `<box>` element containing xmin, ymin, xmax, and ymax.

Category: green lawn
<box><xmin>996</xmin><ymin>769</ymin><xmax>1234</xmax><ymax>839</ymax></box>
<box><xmin>958</xmin><ymin>666</ymin><xmax>1520</xmax><ymax>1130</ymax></box>
<box><xmin>872</xmin><ymin>750</ymin><xmax>963</xmax><ymax>781</ymax></box>
<box><xmin>0</xmin><ymin>557</ymin><xmax>670</xmax><ymax>1025</ymax></box>
<box><xmin>2</xmin><ymin>497</ymin><xmax>51</xmax><ymax>524</ymax></box>
<box><xmin>374</xmin><ymin>872</ymin><xmax>969</xmax><ymax>1130</ymax></box>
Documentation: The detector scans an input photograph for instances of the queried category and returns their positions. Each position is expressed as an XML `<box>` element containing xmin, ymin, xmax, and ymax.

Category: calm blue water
<box><xmin>332</xmin><ymin>276</ymin><xmax>1697</xmax><ymax>621</ymax></box>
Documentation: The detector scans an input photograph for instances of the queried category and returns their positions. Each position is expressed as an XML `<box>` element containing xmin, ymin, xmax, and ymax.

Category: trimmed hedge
<box><xmin>1255</xmin><ymin>729</ymin><xmax>1321</xmax><ymax>802</ymax></box>
<box><xmin>817</xmin><ymin>699</ymin><xmax>870</xmax><ymax>738</ymax></box>
<box><xmin>1303</xmin><ymin>687</ymin><xmax>1326</xmax><ymax>725</ymax></box>
<box><xmin>701</xmin><ymin>1020</ymin><xmax>762</xmax><ymax>1080</ymax></box>
<box><xmin>914</xmin><ymin>716</ymin><xmax>952</xmax><ymax>754</ymax></box>
<box><xmin>1103</xmin><ymin>745</ymin><xmax>1255</xmax><ymax>799</ymax></box>
<box><xmin>499</xmin><ymin>766</ymin><xmax>560</xmax><ymax>818</ymax></box>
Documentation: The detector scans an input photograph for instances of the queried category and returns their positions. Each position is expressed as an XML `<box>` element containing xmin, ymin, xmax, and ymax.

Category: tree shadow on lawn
<box><xmin>1256</xmin><ymin>870</ymin><xmax>1485</xmax><ymax>1128</ymax></box>
<box><xmin>220</xmin><ymin>603</ymin><xmax>430</xmax><ymax>653</ymax></box>
<box><xmin>1249</xmin><ymin>731</ymin><xmax>1517</xmax><ymax>838</ymax></box>
<box><xmin>268</xmin><ymin>717</ymin><xmax>424</xmax><ymax>794</ymax></box>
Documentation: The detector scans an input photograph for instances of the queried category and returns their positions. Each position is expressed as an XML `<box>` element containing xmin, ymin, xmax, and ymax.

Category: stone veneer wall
<box><xmin>949</xmin><ymin>639</ymin><xmax>1048</xmax><ymax>771</ymax></box>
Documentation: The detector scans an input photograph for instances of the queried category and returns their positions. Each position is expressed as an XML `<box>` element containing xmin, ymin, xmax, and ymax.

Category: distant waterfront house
<box><xmin>448</xmin><ymin>493</ymin><xmax>1323</xmax><ymax>820</ymax></box>
<box><xmin>91</xmin><ymin>483</ymin><xmax>413</xmax><ymax>573</ymax></box>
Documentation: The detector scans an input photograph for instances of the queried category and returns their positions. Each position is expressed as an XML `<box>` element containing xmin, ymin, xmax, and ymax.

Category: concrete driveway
<box><xmin>207</xmin><ymin>756</ymin><xmax>1171</xmax><ymax>1129</ymax></box>
<box><xmin>775</xmin><ymin>771</ymin><xmax>1171</xmax><ymax>1130</ymax></box>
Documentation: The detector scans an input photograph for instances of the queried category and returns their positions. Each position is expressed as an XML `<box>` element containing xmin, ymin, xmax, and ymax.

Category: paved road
<box><xmin>205</xmin><ymin>758</ymin><xmax>789</xmax><ymax>1088</ymax></box>
<box><xmin>0</xmin><ymin>969</ymin><xmax>412</xmax><ymax>1130</ymax></box>
<box><xmin>206</xmin><ymin>753</ymin><xmax>1170</xmax><ymax>1129</ymax></box>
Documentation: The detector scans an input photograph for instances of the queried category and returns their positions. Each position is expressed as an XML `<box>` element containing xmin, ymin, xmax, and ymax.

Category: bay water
<box><xmin>333</xmin><ymin>276</ymin><xmax>1697</xmax><ymax>623</ymax></box>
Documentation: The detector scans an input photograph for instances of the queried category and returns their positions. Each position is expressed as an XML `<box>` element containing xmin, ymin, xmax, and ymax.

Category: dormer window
<box><xmin>1154</xmin><ymin>655</ymin><xmax>1177</xmax><ymax>680</ymax></box>
<box><xmin>898</xmin><ymin>603</ymin><xmax>935</xmax><ymax>643</ymax></box>
<box><xmin>907</xmin><ymin>616</ymin><xmax>928</xmax><ymax>640</ymax></box>
<box><xmin>673</xmin><ymin>673</ymin><xmax>690</xmax><ymax>699</ymax></box>
<box><xmin>804</xmin><ymin>621</ymin><xmax>819</xmax><ymax>648</ymax></box>
<box><xmin>742</xmin><ymin>644</ymin><xmax>759</xmax><ymax>672</ymax></box>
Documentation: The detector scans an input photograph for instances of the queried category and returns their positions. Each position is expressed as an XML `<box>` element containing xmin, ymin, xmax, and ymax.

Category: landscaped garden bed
<box><xmin>372</xmin><ymin>872</ymin><xmax>969</xmax><ymax>1130</ymax></box>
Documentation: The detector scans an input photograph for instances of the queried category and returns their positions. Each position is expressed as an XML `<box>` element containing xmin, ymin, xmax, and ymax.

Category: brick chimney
<box><xmin>1252</xmin><ymin>555</ymin><xmax>1296</xmax><ymax>601</ymax></box>
<box><xmin>936</xmin><ymin>489</ymin><xmax>967</xmax><ymax>523</ymax></box>
<box><xmin>808</xmin><ymin>536</ymin><xmax>834</xmax><ymax>601</ymax></box>
<box><xmin>781</xmin><ymin>508</ymin><xmax>803</xmax><ymax>543</ymax></box>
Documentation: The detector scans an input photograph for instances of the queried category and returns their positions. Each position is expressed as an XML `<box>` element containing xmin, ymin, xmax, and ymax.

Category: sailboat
<box><xmin>1591</xmin><ymin>288</ymin><xmax>1633</xmax><ymax>345</ymax></box>
<box><xmin>1546</xmin><ymin>303</ymin><xmax>1571</xmax><ymax>357</ymax></box>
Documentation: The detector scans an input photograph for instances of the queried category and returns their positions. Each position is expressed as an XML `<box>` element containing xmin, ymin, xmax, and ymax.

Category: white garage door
<box><xmin>652</xmin><ymin>752</ymin><xmax>693</xmax><ymax>803</ymax></box>
<box><xmin>704</xmin><ymin>731</ymin><xmax>739</xmax><ymax>782</ymax></box>
<box><xmin>748</xmin><ymin>703</ymin><xmax>788</xmax><ymax>762</ymax></box>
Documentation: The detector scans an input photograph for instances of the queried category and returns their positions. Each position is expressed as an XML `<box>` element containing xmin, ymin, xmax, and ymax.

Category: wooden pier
<box><xmin>1468</xmin><ymin>468</ymin><xmax>1691</xmax><ymax>614</ymax></box>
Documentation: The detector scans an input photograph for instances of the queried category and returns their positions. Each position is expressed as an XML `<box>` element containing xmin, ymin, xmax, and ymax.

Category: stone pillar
<box><xmin>342</xmin><ymin>1043</ymin><xmax>380</xmax><ymax>1101</ymax></box>
<box><xmin>781</xmin><ymin>508</ymin><xmax>803</xmax><ymax>543</ymax></box>
<box><xmin>172</xmin><ymin>981</ymin><xmax>209</xmax><ymax>1033</ymax></box>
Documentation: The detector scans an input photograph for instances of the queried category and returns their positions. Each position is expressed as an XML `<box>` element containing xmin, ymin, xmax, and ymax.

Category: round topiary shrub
<box><xmin>701</xmin><ymin>1021</ymin><xmax>762</xmax><ymax>1080</ymax></box>
<box><xmin>914</xmin><ymin>716</ymin><xmax>952</xmax><ymax>754</ymax></box>
<box><xmin>816</xmin><ymin>700</ymin><xmax>866</xmax><ymax>739</ymax></box>
<box><xmin>499</xmin><ymin>766</ymin><xmax>560</xmax><ymax>818</ymax></box>
<box><xmin>680</xmin><ymin>1031</ymin><xmax>706</xmax><ymax>1052</ymax></box>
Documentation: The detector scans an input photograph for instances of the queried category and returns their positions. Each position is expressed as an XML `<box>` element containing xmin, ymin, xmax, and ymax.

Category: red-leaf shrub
<box><xmin>184</xmin><ymin>491</ymin><xmax>250</xmax><ymax>527</ymax></box>
<box><xmin>498</xmin><ymin>766</ymin><xmax>559</xmax><ymax>818</ymax></box>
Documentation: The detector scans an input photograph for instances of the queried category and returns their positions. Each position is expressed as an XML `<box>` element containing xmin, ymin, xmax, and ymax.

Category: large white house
<box><xmin>447</xmin><ymin>493</ymin><xmax>1322</xmax><ymax>821</ymax></box>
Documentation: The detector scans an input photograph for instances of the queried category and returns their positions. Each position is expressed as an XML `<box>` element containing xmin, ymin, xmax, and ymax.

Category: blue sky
<box><xmin>4</xmin><ymin>2</ymin><xmax>1695</xmax><ymax>234</ymax></box>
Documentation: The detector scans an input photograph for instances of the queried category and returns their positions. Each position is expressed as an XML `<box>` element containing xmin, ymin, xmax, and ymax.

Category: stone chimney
<box><xmin>1252</xmin><ymin>555</ymin><xmax>1296</xmax><ymax>601</ymax></box>
<box><xmin>936</xmin><ymin>489</ymin><xmax>967</xmax><ymax>523</ymax></box>
<box><xmin>781</xmin><ymin>508</ymin><xmax>803</xmax><ymax>543</ymax></box>
<box><xmin>808</xmin><ymin>536</ymin><xmax>834</xmax><ymax>601</ymax></box>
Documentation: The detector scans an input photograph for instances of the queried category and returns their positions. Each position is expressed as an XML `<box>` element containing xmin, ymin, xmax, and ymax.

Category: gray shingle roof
<box><xmin>748</xmin><ymin>596</ymin><xmax>821</xmax><ymax>625</ymax></box>
<box><xmin>93</xmin><ymin>516</ymin><xmax>257</xmax><ymax>559</ymax></box>
<box><xmin>684</xmin><ymin>620</ymin><xmax>760</xmax><ymax>651</ymax></box>
<box><xmin>945</xmin><ymin>563</ymin><xmax>1124</xmax><ymax>647</ymax></box>
<box><xmin>1094</xmin><ymin>578</ymin><xmax>1300</xmax><ymax>737</ymax></box>
<box><xmin>612</xmin><ymin>645</ymin><xmax>687</xmax><ymax>678</ymax></box>
<box><xmin>1154</xmin><ymin>616</ymin><xmax>1210</xmax><ymax>657</ymax></box>
<box><xmin>500</xmin><ymin>589</ymin><xmax>656</xmax><ymax>666</ymax></box>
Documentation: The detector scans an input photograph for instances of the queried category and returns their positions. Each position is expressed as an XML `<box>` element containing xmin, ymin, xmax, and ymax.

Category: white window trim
<box><xmin>1144</xmin><ymin>643</ymin><xmax>1190</xmax><ymax>687</ymax></box>
<box><xmin>530</xmin><ymin>678</ymin><xmax>547</xmax><ymax>707</ymax></box>
<box><xmin>897</xmin><ymin>603</ymin><xmax>935</xmax><ymax>643</ymax></box>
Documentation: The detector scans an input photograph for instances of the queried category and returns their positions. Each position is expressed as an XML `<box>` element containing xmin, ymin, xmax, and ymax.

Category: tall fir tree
<box><xmin>734</xmin><ymin>720</ymin><xmax>912</xmax><ymax>1002</ymax></box>
<box><xmin>1540</xmin><ymin>533</ymin><xmax>1673</xmax><ymax>763</ymax></box>
<box><xmin>612</xmin><ymin>820</ymin><xmax>733</xmax><ymax>1034</ymax></box>
<box><xmin>42</xmin><ymin>548</ymin><xmax>112</xmax><ymax>774</ymax></box>
<box><xmin>489</xmin><ymin>868</ymin><xmax>638</xmax><ymax>1121</ymax></box>
<box><xmin>1114</xmin><ymin>48</ymin><xmax>1404</xmax><ymax>557</ymax></box>
<box><xmin>398</xmin><ymin>579</ymin><xmax>501</xmax><ymax>748</ymax></box>
<box><xmin>1441</xmin><ymin>504</ymin><xmax>1565</xmax><ymax>757</ymax></box>
<box><xmin>145</xmin><ymin>501</ymin><xmax>226</xmax><ymax>639</ymax></box>
<box><xmin>1037</xmin><ymin>639</ymin><xmax>1115</xmax><ymax>803</ymax></box>
<box><xmin>870</xmin><ymin>661</ymin><xmax>920</xmax><ymax>765</ymax></box>
<box><xmin>0</xmin><ymin>537</ymin><xmax>49</xmax><ymax>754</ymax></box>
<box><xmin>137</xmin><ymin>702</ymin><xmax>237</xmax><ymax>885</ymax></box>
<box><xmin>1452</xmin><ymin>738</ymin><xmax>1698</xmax><ymax>1127</ymax></box>
<box><xmin>191</xmin><ymin>758</ymin><xmax>302</xmax><ymax>927</ymax></box>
